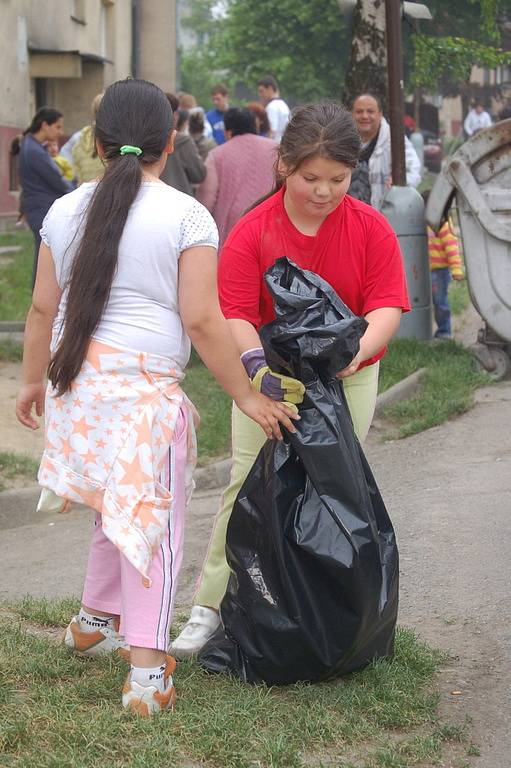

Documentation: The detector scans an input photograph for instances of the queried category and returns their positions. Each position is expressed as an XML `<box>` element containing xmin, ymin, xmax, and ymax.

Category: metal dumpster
<box><xmin>426</xmin><ymin>118</ymin><xmax>511</xmax><ymax>380</ymax></box>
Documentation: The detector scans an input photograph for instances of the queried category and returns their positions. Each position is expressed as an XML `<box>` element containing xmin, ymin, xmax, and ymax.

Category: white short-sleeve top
<box><xmin>265</xmin><ymin>99</ymin><xmax>290</xmax><ymax>143</ymax></box>
<box><xmin>41</xmin><ymin>181</ymin><xmax>219</xmax><ymax>370</ymax></box>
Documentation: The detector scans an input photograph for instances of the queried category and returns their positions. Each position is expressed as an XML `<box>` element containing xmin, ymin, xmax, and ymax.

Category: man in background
<box><xmin>351</xmin><ymin>92</ymin><xmax>421</xmax><ymax>209</ymax></box>
<box><xmin>206</xmin><ymin>84</ymin><xmax>230</xmax><ymax>145</ymax></box>
<box><xmin>257</xmin><ymin>75</ymin><xmax>290</xmax><ymax>143</ymax></box>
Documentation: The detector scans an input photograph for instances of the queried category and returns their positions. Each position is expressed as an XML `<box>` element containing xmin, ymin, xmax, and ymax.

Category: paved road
<box><xmin>1</xmin><ymin>382</ymin><xmax>510</xmax><ymax>767</ymax></box>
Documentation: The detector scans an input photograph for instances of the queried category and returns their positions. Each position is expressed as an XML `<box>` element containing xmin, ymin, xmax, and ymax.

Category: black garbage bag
<box><xmin>199</xmin><ymin>257</ymin><xmax>399</xmax><ymax>685</ymax></box>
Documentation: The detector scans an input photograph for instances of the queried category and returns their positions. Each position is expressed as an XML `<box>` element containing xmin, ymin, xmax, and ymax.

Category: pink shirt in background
<box><xmin>196</xmin><ymin>133</ymin><xmax>278</xmax><ymax>248</ymax></box>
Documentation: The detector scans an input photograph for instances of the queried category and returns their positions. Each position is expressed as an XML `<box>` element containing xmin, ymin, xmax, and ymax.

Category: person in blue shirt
<box><xmin>17</xmin><ymin>107</ymin><xmax>74</xmax><ymax>287</ymax></box>
<box><xmin>206</xmin><ymin>84</ymin><xmax>230</xmax><ymax>145</ymax></box>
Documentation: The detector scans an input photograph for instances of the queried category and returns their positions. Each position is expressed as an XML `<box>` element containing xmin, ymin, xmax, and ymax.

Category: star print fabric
<box><xmin>39</xmin><ymin>339</ymin><xmax>198</xmax><ymax>584</ymax></box>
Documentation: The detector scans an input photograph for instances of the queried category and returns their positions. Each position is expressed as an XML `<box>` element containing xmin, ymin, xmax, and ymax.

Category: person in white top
<box><xmin>15</xmin><ymin>78</ymin><xmax>298</xmax><ymax>717</ymax></box>
<box><xmin>257</xmin><ymin>75</ymin><xmax>290</xmax><ymax>143</ymax></box>
<box><xmin>464</xmin><ymin>102</ymin><xmax>492</xmax><ymax>137</ymax></box>
<box><xmin>351</xmin><ymin>93</ymin><xmax>422</xmax><ymax>210</ymax></box>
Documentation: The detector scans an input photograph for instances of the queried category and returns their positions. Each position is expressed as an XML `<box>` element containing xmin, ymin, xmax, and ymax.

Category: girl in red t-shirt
<box><xmin>171</xmin><ymin>103</ymin><xmax>410</xmax><ymax>659</ymax></box>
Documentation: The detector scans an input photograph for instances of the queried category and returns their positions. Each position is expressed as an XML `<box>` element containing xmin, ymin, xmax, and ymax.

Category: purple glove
<box><xmin>240</xmin><ymin>347</ymin><xmax>305</xmax><ymax>404</ymax></box>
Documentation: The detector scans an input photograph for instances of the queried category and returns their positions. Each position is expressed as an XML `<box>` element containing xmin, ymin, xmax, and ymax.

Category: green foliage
<box><xmin>412</xmin><ymin>34</ymin><xmax>511</xmax><ymax>90</ymax></box>
<box><xmin>475</xmin><ymin>0</ymin><xmax>502</xmax><ymax>40</ymax></box>
<box><xmin>182</xmin><ymin>0</ymin><xmax>350</xmax><ymax>103</ymax></box>
<box><xmin>225</xmin><ymin>0</ymin><xmax>350</xmax><ymax>101</ymax></box>
<box><xmin>410</xmin><ymin>0</ymin><xmax>511</xmax><ymax>91</ymax></box>
<box><xmin>180</xmin><ymin>0</ymin><xmax>219</xmax><ymax>43</ymax></box>
<box><xmin>179</xmin><ymin>0</ymin><xmax>509</xmax><ymax>104</ymax></box>
<box><xmin>179</xmin><ymin>50</ymin><xmax>231</xmax><ymax>108</ymax></box>
<box><xmin>178</xmin><ymin>0</ymin><xmax>231</xmax><ymax>106</ymax></box>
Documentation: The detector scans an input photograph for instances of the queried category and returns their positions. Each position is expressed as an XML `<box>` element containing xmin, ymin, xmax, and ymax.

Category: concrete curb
<box><xmin>0</xmin><ymin>368</ymin><xmax>426</xmax><ymax>530</ymax></box>
<box><xmin>374</xmin><ymin>367</ymin><xmax>427</xmax><ymax>415</ymax></box>
<box><xmin>0</xmin><ymin>460</ymin><xmax>233</xmax><ymax>531</ymax></box>
<box><xmin>0</xmin><ymin>321</ymin><xmax>25</xmax><ymax>333</ymax></box>
<box><xmin>0</xmin><ymin>488</ymin><xmax>53</xmax><ymax>531</ymax></box>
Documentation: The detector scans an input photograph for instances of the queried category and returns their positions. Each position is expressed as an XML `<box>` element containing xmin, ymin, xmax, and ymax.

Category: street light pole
<box><xmin>385</xmin><ymin>0</ymin><xmax>406</xmax><ymax>185</ymax></box>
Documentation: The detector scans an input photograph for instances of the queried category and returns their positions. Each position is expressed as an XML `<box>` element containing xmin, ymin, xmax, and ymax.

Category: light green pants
<box><xmin>194</xmin><ymin>362</ymin><xmax>380</xmax><ymax>609</ymax></box>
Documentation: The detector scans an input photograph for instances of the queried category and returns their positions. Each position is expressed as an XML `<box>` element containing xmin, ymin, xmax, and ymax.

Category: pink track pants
<box><xmin>81</xmin><ymin>409</ymin><xmax>187</xmax><ymax>650</ymax></box>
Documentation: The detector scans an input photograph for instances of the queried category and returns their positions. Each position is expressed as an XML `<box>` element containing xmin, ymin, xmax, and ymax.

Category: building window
<box><xmin>35</xmin><ymin>78</ymin><xmax>48</xmax><ymax>109</ymax></box>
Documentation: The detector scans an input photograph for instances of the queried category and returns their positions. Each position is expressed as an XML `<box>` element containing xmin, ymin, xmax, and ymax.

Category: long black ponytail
<box><xmin>48</xmin><ymin>79</ymin><xmax>172</xmax><ymax>395</ymax></box>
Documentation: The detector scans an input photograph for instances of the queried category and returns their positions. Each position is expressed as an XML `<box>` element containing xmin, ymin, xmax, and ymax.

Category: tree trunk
<box><xmin>343</xmin><ymin>0</ymin><xmax>387</xmax><ymax>109</ymax></box>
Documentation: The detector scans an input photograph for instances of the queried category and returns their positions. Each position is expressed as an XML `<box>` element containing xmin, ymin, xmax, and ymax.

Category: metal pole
<box><xmin>131</xmin><ymin>0</ymin><xmax>140</xmax><ymax>79</ymax></box>
<box><xmin>385</xmin><ymin>0</ymin><xmax>406</xmax><ymax>185</ymax></box>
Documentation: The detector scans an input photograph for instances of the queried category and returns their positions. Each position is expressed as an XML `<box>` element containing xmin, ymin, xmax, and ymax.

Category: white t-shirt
<box><xmin>265</xmin><ymin>98</ymin><xmax>290</xmax><ymax>142</ymax></box>
<box><xmin>41</xmin><ymin>181</ymin><xmax>218</xmax><ymax>369</ymax></box>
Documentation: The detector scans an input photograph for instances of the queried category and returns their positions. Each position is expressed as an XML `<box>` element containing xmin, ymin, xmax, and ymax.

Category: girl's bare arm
<box><xmin>16</xmin><ymin>244</ymin><xmax>61</xmax><ymax>428</ymax></box>
<box><xmin>178</xmin><ymin>245</ymin><xmax>298</xmax><ymax>439</ymax></box>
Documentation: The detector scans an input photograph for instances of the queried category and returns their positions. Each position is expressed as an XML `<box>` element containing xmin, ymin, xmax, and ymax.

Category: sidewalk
<box><xmin>1</xmin><ymin>380</ymin><xmax>510</xmax><ymax>766</ymax></box>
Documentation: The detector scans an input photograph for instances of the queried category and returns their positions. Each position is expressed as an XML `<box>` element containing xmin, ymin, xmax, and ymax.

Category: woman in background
<box><xmin>17</xmin><ymin>107</ymin><xmax>73</xmax><ymax>287</ymax></box>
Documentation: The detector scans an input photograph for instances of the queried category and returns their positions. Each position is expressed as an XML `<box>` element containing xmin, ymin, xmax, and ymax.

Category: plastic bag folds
<box><xmin>199</xmin><ymin>257</ymin><xmax>399</xmax><ymax>685</ymax></box>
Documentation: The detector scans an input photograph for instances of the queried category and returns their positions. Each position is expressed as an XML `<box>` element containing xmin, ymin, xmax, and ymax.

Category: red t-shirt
<box><xmin>218</xmin><ymin>188</ymin><xmax>411</xmax><ymax>367</ymax></box>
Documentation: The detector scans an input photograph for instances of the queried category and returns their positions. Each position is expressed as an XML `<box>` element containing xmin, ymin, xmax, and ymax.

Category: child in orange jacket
<box><xmin>428</xmin><ymin>219</ymin><xmax>464</xmax><ymax>339</ymax></box>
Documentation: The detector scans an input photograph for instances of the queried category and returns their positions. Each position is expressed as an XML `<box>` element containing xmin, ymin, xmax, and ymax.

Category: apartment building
<box><xmin>1</xmin><ymin>0</ymin><xmax>177</xmax><ymax>222</ymax></box>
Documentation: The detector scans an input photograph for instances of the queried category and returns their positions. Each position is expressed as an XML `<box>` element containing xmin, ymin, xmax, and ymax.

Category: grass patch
<box><xmin>5</xmin><ymin>596</ymin><xmax>81</xmax><ymax>627</ymax></box>
<box><xmin>182</xmin><ymin>350</ymin><xmax>231</xmax><ymax>465</ymax></box>
<box><xmin>1</xmin><ymin>597</ymin><xmax>469</xmax><ymax>768</ymax></box>
<box><xmin>449</xmin><ymin>279</ymin><xmax>470</xmax><ymax>317</ymax></box>
<box><xmin>0</xmin><ymin>231</ymin><xmax>33</xmax><ymax>321</ymax></box>
<box><xmin>0</xmin><ymin>339</ymin><xmax>23</xmax><ymax>362</ymax></box>
<box><xmin>0</xmin><ymin>452</ymin><xmax>39</xmax><ymax>492</ymax></box>
<box><xmin>379</xmin><ymin>339</ymin><xmax>487</xmax><ymax>437</ymax></box>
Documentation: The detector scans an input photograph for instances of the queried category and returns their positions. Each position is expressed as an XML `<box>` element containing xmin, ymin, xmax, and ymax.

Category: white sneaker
<box><xmin>63</xmin><ymin>615</ymin><xmax>130</xmax><ymax>661</ymax></box>
<box><xmin>170</xmin><ymin>606</ymin><xmax>221</xmax><ymax>659</ymax></box>
<box><xmin>122</xmin><ymin>656</ymin><xmax>177</xmax><ymax>716</ymax></box>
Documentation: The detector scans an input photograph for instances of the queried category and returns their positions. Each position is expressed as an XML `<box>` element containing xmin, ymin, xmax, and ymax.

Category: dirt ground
<box><xmin>0</xmin><ymin>360</ymin><xmax>45</xmax><ymax>460</ymax></box>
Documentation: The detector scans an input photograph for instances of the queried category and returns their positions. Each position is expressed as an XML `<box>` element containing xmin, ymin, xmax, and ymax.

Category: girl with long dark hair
<box><xmin>171</xmin><ymin>102</ymin><xmax>411</xmax><ymax>659</ymax></box>
<box><xmin>16</xmin><ymin>107</ymin><xmax>74</xmax><ymax>286</ymax></box>
<box><xmin>15</xmin><ymin>79</ymin><xmax>297</xmax><ymax>715</ymax></box>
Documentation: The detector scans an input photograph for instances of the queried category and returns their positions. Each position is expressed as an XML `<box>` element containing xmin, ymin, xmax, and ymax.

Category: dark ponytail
<box><xmin>26</xmin><ymin>107</ymin><xmax>63</xmax><ymax>135</ymax></box>
<box><xmin>48</xmin><ymin>79</ymin><xmax>172</xmax><ymax>395</ymax></box>
<box><xmin>10</xmin><ymin>108</ymin><xmax>63</xmax><ymax>155</ymax></box>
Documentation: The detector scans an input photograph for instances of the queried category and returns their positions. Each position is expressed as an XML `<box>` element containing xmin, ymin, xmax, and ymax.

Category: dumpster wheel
<box><xmin>471</xmin><ymin>346</ymin><xmax>511</xmax><ymax>381</ymax></box>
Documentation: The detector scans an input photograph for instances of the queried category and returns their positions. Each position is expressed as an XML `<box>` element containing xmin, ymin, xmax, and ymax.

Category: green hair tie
<box><xmin>119</xmin><ymin>145</ymin><xmax>142</xmax><ymax>156</ymax></box>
